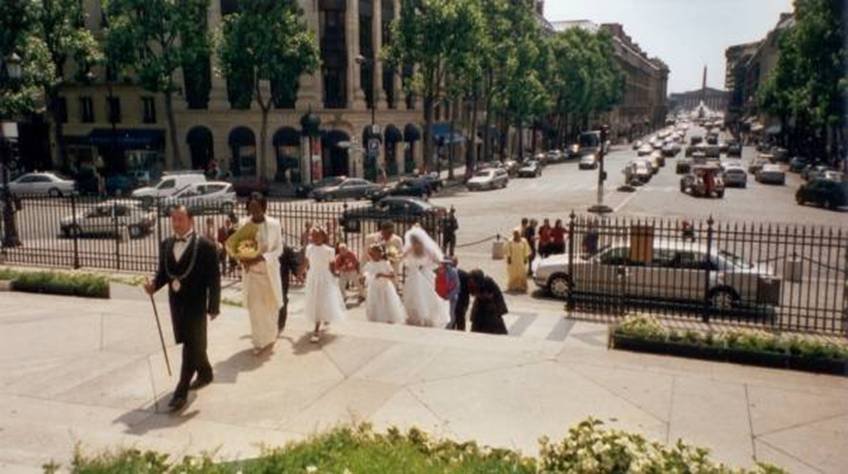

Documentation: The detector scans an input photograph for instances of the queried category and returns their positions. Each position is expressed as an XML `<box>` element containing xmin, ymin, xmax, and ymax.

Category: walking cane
<box><xmin>148</xmin><ymin>294</ymin><xmax>173</xmax><ymax>377</ymax></box>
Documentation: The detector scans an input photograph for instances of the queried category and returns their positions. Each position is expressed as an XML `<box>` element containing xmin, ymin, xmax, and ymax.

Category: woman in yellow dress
<box><xmin>505</xmin><ymin>228</ymin><xmax>531</xmax><ymax>292</ymax></box>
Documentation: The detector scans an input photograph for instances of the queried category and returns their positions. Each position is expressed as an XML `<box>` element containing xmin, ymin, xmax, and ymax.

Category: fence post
<box><xmin>702</xmin><ymin>215</ymin><xmax>714</xmax><ymax>323</ymax></box>
<box><xmin>566</xmin><ymin>210</ymin><xmax>576</xmax><ymax>311</ymax></box>
<box><xmin>71</xmin><ymin>194</ymin><xmax>80</xmax><ymax>269</ymax></box>
<box><xmin>113</xmin><ymin>201</ymin><xmax>121</xmax><ymax>271</ymax></box>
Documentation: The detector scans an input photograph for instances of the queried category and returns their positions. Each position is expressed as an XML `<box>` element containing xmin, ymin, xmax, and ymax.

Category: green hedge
<box><xmin>55</xmin><ymin>419</ymin><xmax>783</xmax><ymax>473</ymax></box>
<box><xmin>614</xmin><ymin>315</ymin><xmax>848</xmax><ymax>361</ymax></box>
<box><xmin>0</xmin><ymin>268</ymin><xmax>109</xmax><ymax>299</ymax></box>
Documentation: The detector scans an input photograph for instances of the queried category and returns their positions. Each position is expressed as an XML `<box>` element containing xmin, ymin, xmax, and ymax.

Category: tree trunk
<box><xmin>46</xmin><ymin>89</ymin><xmax>68</xmax><ymax>172</ymax></box>
<box><xmin>259</xmin><ymin>106</ymin><xmax>269</xmax><ymax>180</ymax></box>
<box><xmin>468</xmin><ymin>91</ymin><xmax>479</xmax><ymax>178</ymax></box>
<box><xmin>517</xmin><ymin>120</ymin><xmax>524</xmax><ymax>161</ymax></box>
<box><xmin>423</xmin><ymin>94</ymin><xmax>435</xmax><ymax>173</ymax></box>
<box><xmin>448</xmin><ymin>101</ymin><xmax>457</xmax><ymax>180</ymax></box>
<box><xmin>163</xmin><ymin>91</ymin><xmax>182</xmax><ymax>169</ymax></box>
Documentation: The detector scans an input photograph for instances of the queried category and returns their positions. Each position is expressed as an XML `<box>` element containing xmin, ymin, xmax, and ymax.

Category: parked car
<box><xmin>579</xmin><ymin>153</ymin><xmax>599</xmax><ymax>170</ymax></box>
<box><xmin>796</xmin><ymin>179</ymin><xmax>848</xmax><ymax>209</ymax></box>
<box><xmin>467</xmin><ymin>168</ymin><xmax>509</xmax><ymax>190</ymax></box>
<box><xmin>310</xmin><ymin>177</ymin><xmax>382</xmax><ymax>201</ymax></box>
<box><xmin>800</xmin><ymin>164</ymin><xmax>829</xmax><ymax>181</ymax></box>
<box><xmin>756</xmin><ymin>164</ymin><xmax>786</xmax><ymax>185</ymax></box>
<box><xmin>533</xmin><ymin>239</ymin><xmax>782</xmax><ymax>309</ymax></box>
<box><xmin>1</xmin><ymin>172</ymin><xmax>75</xmax><ymax>197</ymax></box>
<box><xmin>631</xmin><ymin>140</ymin><xmax>643</xmax><ymax>151</ymax></box>
<box><xmin>637</xmin><ymin>144</ymin><xmax>653</xmax><ymax>156</ymax></box>
<box><xmin>411</xmin><ymin>173</ymin><xmax>444</xmax><ymax>193</ymax></box>
<box><xmin>339</xmin><ymin>196</ymin><xmax>446</xmax><ymax>235</ymax></box>
<box><xmin>545</xmin><ymin>149</ymin><xmax>563</xmax><ymax>162</ymax></box>
<box><xmin>501</xmin><ymin>159</ymin><xmax>520</xmax><ymax>177</ymax></box>
<box><xmin>60</xmin><ymin>200</ymin><xmax>155</xmax><ymax>239</ymax></box>
<box><xmin>368</xmin><ymin>178</ymin><xmax>432</xmax><ymax>201</ymax></box>
<box><xmin>748</xmin><ymin>158</ymin><xmax>770</xmax><ymax>175</ymax></box>
<box><xmin>131</xmin><ymin>171</ymin><xmax>206</xmax><ymax>206</ymax></box>
<box><xmin>295</xmin><ymin>176</ymin><xmax>346</xmax><ymax>198</ymax></box>
<box><xmin>161</xmin><ymin>181</ymin><xmax>237</xmax><ymax>215</ymax></box>
<box><xmin>722</xmin><ymin>167</ymin><xmax>748</xmax><ymax>188</ymax></box>
<box><xmin>565</xmin><ymin>143</ymin><xmax>581</xmax><ymax>159</ymax></box>
<box><xmin>518</xmin><ymin>160</ymin><xmax>543</xmax><ymax>178</ymax></box>
<box><xmin>726</xmin><ymin>141</ymin><xmax>742</xmax><ymax>158</ymax></box>
<box><xmin>788</xmin><ymin>157</ymin><xmax>810</xmax><ymax>173</ymax></box>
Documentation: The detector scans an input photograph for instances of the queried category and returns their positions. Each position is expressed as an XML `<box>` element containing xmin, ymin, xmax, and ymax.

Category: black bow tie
<box><xmin>175</xmin><ymin>236</ymin><xmax>191</xmax><ymax>243</ymax></box>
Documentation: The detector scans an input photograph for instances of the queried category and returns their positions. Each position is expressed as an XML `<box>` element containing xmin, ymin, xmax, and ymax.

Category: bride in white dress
<box><xmin>363</xmin><ymin>244</ymin><xmax>406</xmax><ymax>324</ymax></box>
<box><xmin>299</xmin><ymin>227</ymin><xmax>346</xmax><ymax>342</ymax></box>
<box><xmin>402</xmin><ymin>226</ymin><xmax>450</xmax><ymax>327</ymax></box>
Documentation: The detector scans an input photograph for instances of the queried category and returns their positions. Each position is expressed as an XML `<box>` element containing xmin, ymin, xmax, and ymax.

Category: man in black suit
<box><xmin>145</xmin><ymin>205</ymin><xmax>221</xmax><ymax>412</ymax></box>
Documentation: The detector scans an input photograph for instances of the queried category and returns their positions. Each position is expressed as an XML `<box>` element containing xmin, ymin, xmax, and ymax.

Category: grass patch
<box><xmin>57</xmin><ymin>419</ymin><xmax>783</xmax><ymax>473</ymax></box>
<box><xmin>0</xmin><ymin>267</ymin><xmax>109</xmax><ymax>299</ymax></box>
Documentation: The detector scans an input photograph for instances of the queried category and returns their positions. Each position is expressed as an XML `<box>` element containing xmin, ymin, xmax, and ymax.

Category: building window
<box><xmin>79</xmin><ymin>97</ymin><xmax>94</xmax><ymax>123</ymax></box>
<box><xmin>54</xmin><ymin>97</ymin><xmax>68</xmax><ymax>123</ymax></box>
<box><xmin>107</xmin><ymin>96</ymin><xmax>121</xmax><ymax>123</ymax></box>
<box><xmin>142</xmin><ymin>97</ymin><xmax>156</xmax><ymax>124</ymax></box>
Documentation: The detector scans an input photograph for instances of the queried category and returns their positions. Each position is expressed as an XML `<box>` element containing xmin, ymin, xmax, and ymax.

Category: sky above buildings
<box><xmin>545</xmin><ymin>0</ymin><xmax>794</xmax><ymax>93</ymax></box>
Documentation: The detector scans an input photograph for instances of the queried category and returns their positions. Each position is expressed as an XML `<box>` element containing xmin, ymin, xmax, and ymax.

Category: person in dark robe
<box><xmin>277</xmin><ymin>244</ymin><xmax>302</xmax><ymax>333</ymax></box>
<box><xmin>468</xmin><ymin>269</ymin><xmax>509</xmax><ymax>335</ymax></box>
<box><xmin>145</xmin><ymin>205</ymin><xmax>221</xmax><ymax>413</ymax></box>
<box><xmin>522</xmin><ymin>218</ymin><xmax>537</xmax><ymax>276</ymax></box>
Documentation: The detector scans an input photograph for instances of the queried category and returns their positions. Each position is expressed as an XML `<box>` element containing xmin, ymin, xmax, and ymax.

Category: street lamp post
<box><xmin>355</xmin><ymin>55</ymin><xmax>381</xmax><ymax>182</ymax></box>
<box><xmin>1</xmin><ymin>52</ymin><xmax>23</xmax><ymax>247</ymax></box>
<box><xmin>588</xmin><ymin>124</ymin><xmax>613</xmax><ymax>215</ymax></box>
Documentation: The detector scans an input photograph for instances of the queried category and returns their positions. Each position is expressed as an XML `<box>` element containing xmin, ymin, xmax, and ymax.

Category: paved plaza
<box><xmin>1</xmin><ymin>288</ymin><xmax>847</xmax><ymax>473</ymax></box>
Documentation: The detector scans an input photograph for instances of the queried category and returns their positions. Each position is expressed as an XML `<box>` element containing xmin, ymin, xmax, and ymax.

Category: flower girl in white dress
<box><xmin>363</xmin><ymin>244</ymin><xmax>406</xmax><ymax>324</ymax></box>
<box><xmin>402</xmin><ymin>226</ymin><xmax>450</xmax><ymax>327</ymax></box>
<box><xmin>299</xmin><ymin>227</ymin><xmax>346</xmax><ymax>342</ymax></box>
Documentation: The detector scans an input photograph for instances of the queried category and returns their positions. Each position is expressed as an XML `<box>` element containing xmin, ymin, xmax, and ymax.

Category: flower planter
<box><xmin>611</xmin><ymin>332</ymin><xmax>846</xmax><ymax>376</ymax></box>
<box><xmin>10</xmin><ymin>281</ymin><xmax>109</xmax><ymax>299</ymax></box>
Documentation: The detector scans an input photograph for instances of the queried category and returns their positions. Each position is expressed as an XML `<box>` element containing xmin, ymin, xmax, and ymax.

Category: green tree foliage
<box><xmin>217</xmin><ymin>0</ymin><xmax>319</xmax><ymax>178</ymax></box>
<box><xmin>0</xmin><ymin>1</ymin><xmax>54</xmax><ymax>119</ymax></box>
<box><xmin>386</xmin><ymin>0</ymin><xmax>484</xmax><ymax>171</ymax></box>
<box><xmin>758</xmin><ymin>0</ymin><xmax>847</xmax><ymax>161</ymax></box>
<box><xmin>104</xmin><ymin>0</ymin><xmax>212</xmax><ymax>168</ymax></box>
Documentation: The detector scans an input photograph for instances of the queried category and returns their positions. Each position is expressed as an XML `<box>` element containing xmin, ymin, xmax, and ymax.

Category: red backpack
<box><xmin>435</xmin><ymin>266</ymin><xmax>454</xmax><ymax>299</ymax></box>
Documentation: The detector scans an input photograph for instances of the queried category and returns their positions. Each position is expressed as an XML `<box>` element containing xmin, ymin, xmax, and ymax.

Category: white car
<box><xmin>60</xmin><ymin>200</ymin><xmax>155</xmax><ymax>239</ymax></box>
<box><xmin>624</xmin><ymin>160</ymin><xmax>652</xmax><ymax>183</ymax></box>
<box><xmin>131</xmin><ymin>171</ymin><xmax>206</xmax><ymax>205</ymax></box>
<box><xmin>579</xmin><ymin>153</ymin><xmax>599</xmax><ymax>170</ymax></box>
<box><xmin>723</xmin><ymin>167</ymin><xmax>748</xmax><ymax>188</ymax></box>
<box><xmin>637</xmin><ymin>144</ymin><xmax>653</xmax><ymax>156</ymax></box>
<box><xmin>467</xmin><ymin>168</ymin><xmax>509</xmax><ymax>191</ymax></box>
<box><xmin>2</xmin><ymin>172</ymin><xmax>75</xmax><ymax>197</ymax></box>
<box><xmin>161</xmin><ymin>181</ymin><xmax>237</xmax><ymax>215</ymax></box>
<box><xmin>534</xmin><ymin>239</ymin><xmax>781</xmax><ymax>309</ymax></box>
<box><xmin>756</xmin><ymin>164</ymin><xmax>786</xmax><ymax>185</ymax></box>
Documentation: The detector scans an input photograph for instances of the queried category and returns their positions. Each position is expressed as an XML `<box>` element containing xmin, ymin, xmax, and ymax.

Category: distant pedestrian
<box><xmin>441</xmin><ymin>207</ymin><xmax>458</xmax><ymax>257</ymax></box>
<box><xmin>505</xmin><ymin>229</ymin><xmax>531</xmax><ymax>292</ymax></box>
<box><xmin>550</xmin><ymin>219</ymin><xmax>567</xmax><ymax>255</ymax></box>
<box><xmin>538</xmin><ymin>218</ymin><xmax>552</xmax><ymax>258</ymax></box>
<box><xmin>523</xmin><ymin>218</ymin><xmax>537</xmax><ymax>276</ymax></box>
<box><xmin>582</xmin><ymin>221</ymin><xmax>600</xmax><ymax>255</ymax></box>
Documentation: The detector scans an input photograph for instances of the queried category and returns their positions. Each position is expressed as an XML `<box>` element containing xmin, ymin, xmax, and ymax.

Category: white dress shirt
<box><xmin>173</xmin><ymin>231</ymin><xmax>195</xmax><ymax>261</ymax></box>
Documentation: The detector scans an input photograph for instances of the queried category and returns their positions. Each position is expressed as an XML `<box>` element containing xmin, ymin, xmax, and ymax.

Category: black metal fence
<box><xmin>0</xmin><ymin>194</ymin><xmax>443</xmax><ymax>279</ymax></box>
<box><xmin>549</xmin><ymin>213</ymin><xmax>848</xmax><ymax>336</ymax></box>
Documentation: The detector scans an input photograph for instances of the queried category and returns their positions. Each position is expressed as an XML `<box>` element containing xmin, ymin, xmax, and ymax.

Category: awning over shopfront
<box><xmin>87</xmin><ymin>128</ymin><xmax>165</xmax><ymax>149</ymax></box>
<box><xmin>431</xmin><ymin>122</ymin><xmax>465</xmax><ymax>145</ymax></box>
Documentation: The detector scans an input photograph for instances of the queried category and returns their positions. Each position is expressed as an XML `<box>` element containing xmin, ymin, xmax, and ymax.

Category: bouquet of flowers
<box><xmin>385</xmin><ymin>245</ymin><xmax>401</xmax><ymax>265</ymax></box>
<box><xmin>226</xmin><ymin>222</ymin><xmax>261</xmax><ymax>260</ymax></box>
<box><xmin>236</xmin><ymin>239</ymin><xmax>260</xmax><ymax>260</ymax></box>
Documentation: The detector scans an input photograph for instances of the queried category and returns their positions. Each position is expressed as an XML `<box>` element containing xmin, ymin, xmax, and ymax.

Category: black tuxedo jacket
<box><xmin>153</xmin><ymin>234</ymin><xmax>221</xmax><ymax>344</ymax></box>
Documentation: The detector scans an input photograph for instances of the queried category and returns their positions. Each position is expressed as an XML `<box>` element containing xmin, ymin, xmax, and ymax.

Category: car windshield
<box><xmin>718</xmin><ymin>250</ymin><xmax>753</xmax><ymax>270</ymax></box>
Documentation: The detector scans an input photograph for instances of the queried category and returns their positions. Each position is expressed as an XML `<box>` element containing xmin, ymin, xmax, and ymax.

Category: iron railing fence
<box><xmin>1</xmin><ymin>194</ymin><xmax>444</xmax><ymax>280</ymax></box>
<box><xmin>555</xmin><ymin>213</ymin><xmax>848</xmax><ymax>335</ymax></box>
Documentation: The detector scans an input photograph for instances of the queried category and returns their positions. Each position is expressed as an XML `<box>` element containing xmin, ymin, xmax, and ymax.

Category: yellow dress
<box><xmin>505</xmin><ymin>238</ymin><xmax>531</xmax><ymax>292</ymax></box>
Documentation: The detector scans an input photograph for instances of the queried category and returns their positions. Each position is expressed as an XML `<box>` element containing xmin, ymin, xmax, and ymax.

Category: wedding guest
<box><xmin>226</xmin><ymin>193</ymin><xmax>283</xmax><ymax>356</ymax></box>
<box><xmin>402</xmin><ymin>226</ymin><xmax>450</xmax><ymax>327</ymax></box>
<box><xmin>538</xmin><ymin>218</ymin><xmax>552</xmax><ymax>258</ymax></box>
<box><xmin>335</xmin><ymin>243</ymin><xmax>364</xmax><ymax>303</ymax></box>
<box><xmin>144</xmin><ymin>206</ymin><xmax>220</xmax><ymax>412</ymax></box>
<box><xmin>523</xmin><ymin>218</ymin><xmax>537</xmax><ymax>276</ymax></box>
<box><xmin>468</xmin><ymin>269</ymin><xmax>509</xmax><ymax>335</ymax></box>
<box><xmin>366</xmin><ymin>221</ymin><xmax>404</xmax><ymax>274</ymax></box>
<box><xmin>299</xmin><ymin>226</ymin><xmax>346</xmax><ymax>343</ymax></box>
<box><xmin>505</xmin><ymin>228</ymin><xmax>531</xmax><ymax>292</ymax></box>
<box><xmin>362</xmin><ymin>244</ymin><xmax>405</xmax><ymax>324</ymax></box>
<box><xmin>550</xmin><ymin>219</ymin><xmax>567</xmax><ymax>255</ymax></box>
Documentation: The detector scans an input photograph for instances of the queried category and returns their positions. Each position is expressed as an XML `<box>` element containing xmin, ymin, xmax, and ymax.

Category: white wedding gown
<box><xmin>402</xmin><ymin>254</ymin><xmax>450</xmax><ymax>327</ymax></box>
<box><xmin>363</xmin><ymin>260</ymin><xmax>406</xmax><ymax>324</ymax></box>
<box><xmin>304</xmin><ymin>244</ymin><xmax>346</xmax><ymax>324</ymax></box>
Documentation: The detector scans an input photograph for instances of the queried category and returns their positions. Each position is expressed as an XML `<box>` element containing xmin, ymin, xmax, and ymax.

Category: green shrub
<box><xmin>57</xmin><ymin>420</ymin><xmax>784</xmax><ymax>473</ymax></box>
<box><xmin>0</xmin><ymin>267</ymin><xmax>109</xmax><ymax>298</ymax></box>
<box><xmin>614</xmin><ymin>315</ymin><xmax>848</xmax><ymax>361</ymax></box>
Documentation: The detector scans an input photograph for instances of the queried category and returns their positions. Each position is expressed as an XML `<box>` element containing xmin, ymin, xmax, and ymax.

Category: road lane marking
<box><xmin>546</xmin><ymin>318</ymin><xmax>576</xmax><ymax>341</ymax></box>
<box><xmin>507</xmin><ymin>311</ymin><xmax>538</xmax><ymax>337</ymax></box>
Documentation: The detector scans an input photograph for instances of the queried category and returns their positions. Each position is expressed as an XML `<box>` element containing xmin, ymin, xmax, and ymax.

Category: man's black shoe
<box><xmin>189</xmin><ymin>376</ymin><xmax>213</xmax><ymax>391</ymax></box>
<box><xmin>168</xmin><ymin>396</ymin><xmax>187</xmax><ymax>412</ymax></box>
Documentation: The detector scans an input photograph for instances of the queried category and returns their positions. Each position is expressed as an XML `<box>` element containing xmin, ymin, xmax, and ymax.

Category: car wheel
<box><xmin>547</xmin><ymin>274</ymin><xmax>572</xmax><ymax>299</ymax></box>
<box><xmin>128</xmin><ymin>225</ymin><xmax>144</xmax><ymax>239</ymax></box>
<box><xmin>709</xmin><ymin>288</ymin><xmax>737</xmax><ymax>311</ymax></box>
<box><xmin>48</xmin><ymin>188</ymin><xmax>62</xmax><ymax>197</ymax></box>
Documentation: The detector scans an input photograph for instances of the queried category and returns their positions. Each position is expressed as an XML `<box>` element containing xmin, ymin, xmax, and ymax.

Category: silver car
<box><xmin>161</xmin><ymin>181</ymin><xmax>237</xmax><ymax>215</ymax></box>
<box><xmin>722</xmin><ymin>167</ymin><xmax>748</xmax><ymax>188</ymax></box>
<box><xmin>60</xmin><ymin>200</ymin><xmax>155</xmax><ymax>239</ymax></box>
<box><xmin>534</xmin><ymin>239</ymin><xmax>781</xmax><ymax>309</ymax></box>
<box><xmin>756</xmin><ymin>164</ymin><xmax>786</xmax><ymax>185</ymax></box>
<box><xmin>2</xmin><ymin>172</ymin><xmax>75</xmax><ymax>197</ymax></box>
<box><xmin>467</xmin><ymin>168</ymin><xmax>509</xmax><ymax>190</ymax></box>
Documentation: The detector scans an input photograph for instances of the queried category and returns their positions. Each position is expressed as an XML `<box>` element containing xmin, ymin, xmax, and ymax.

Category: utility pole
<box><xmin>588</xmin><ymin>124</ymin><xmax>613</xmax><ymax>215</ymax></box>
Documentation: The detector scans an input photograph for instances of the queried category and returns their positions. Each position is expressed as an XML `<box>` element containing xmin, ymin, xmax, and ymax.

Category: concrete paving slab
<box><xmin>756</xmin><ymin>414</ymin><xmax>848</xmax><ymax>474</ymax></box>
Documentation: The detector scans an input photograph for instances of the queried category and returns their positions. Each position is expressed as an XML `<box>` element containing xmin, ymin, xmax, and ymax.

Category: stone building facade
<box><xmin>52</xmin><ymin>0</ymin><xmax>459</xmax><ymax>184</ymax></box>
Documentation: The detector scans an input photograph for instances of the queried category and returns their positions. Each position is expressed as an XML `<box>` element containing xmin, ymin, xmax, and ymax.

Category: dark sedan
<box><xmin>296</xmin><ymin>176</ymin><xmax>346</xmax><ymax>198</ymax></box>
<box><xmin>368</xmin><ymin>178</ymin><xmax>432</xmax><ymax>201</ymax></box>
<box><xmin>726</xmin><ymin>141</ymin><xmax>742</xmax><ymax>158</ymax></box>
<box><xmin>310</xmin><ymin>178</ymin><xmax>382</xmax><ymax>202</ymax></box>
<box><xmin>339</xmin><ymin>196</ymin><xmax>446</xmax><ymax>235</ymax></box>
<box><xmin>796</xmin><ymin>179</ymin><xmax>848</xmax><ymax>210</ymax></box>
